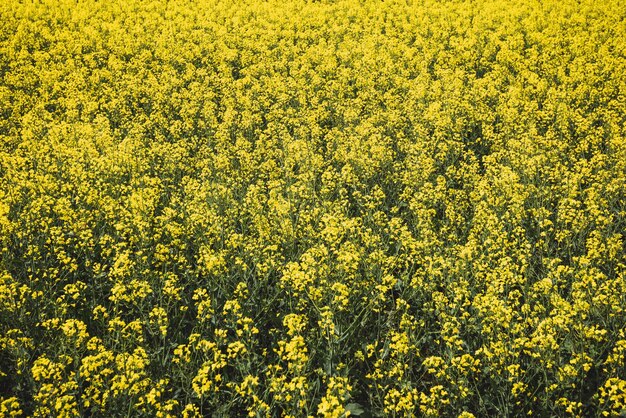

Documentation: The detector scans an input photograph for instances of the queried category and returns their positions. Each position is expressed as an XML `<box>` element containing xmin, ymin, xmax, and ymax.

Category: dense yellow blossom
<box><xmin>1</xmin><ymin>0</ymin><xmax>625</xmax><ymax>416</ymax></box>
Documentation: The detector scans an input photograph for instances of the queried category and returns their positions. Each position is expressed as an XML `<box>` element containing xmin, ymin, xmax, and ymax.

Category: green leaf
<box><xmin>345</xmin><ymin>403</ymin><xmax>365</xmax><ymax>416</ymax></box>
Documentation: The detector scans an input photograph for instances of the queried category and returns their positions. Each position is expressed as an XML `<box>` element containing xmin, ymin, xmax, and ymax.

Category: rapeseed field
<box><xmin>1</xmin><ymin>0</ymin><xmax>625</xmax><ymax>416</ymax></box>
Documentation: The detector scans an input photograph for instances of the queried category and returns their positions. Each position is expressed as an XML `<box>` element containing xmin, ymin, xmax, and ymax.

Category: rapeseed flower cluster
<box><xmin>1</xmin><ymin>0</ymin><xmax>626</xmax><ymax>416</ymax></box>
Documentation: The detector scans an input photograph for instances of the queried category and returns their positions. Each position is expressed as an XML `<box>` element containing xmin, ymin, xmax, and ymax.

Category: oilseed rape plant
<box><xmin>1</xmin><ymin>0</ymin><xmax>625</xmax><ymax>416</ymax></box>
